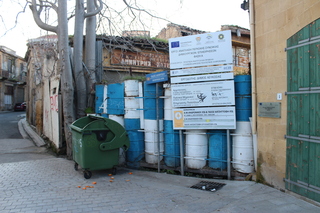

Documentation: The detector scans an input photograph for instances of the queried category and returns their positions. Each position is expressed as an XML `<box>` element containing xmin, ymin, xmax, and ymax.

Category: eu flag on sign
<box><xmin>171</xmin><ymin>41</ymin><xmax>180</xmax><ymax>48</ymax></box>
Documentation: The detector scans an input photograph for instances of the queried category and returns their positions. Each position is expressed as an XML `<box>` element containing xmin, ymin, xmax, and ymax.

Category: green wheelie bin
<box><xmin>70</xmin><ymin>115</ymin><xmax>130</xmax><ymax>179</ymax></box>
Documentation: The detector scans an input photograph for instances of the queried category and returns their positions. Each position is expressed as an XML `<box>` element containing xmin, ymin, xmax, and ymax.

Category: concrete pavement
<box><xmin>1</xmin><ymin>158</ymin><xmax>320</xmax><ymax>213</ymax></box>
<box><xmin>0</xmin><ymin>112</ymin><xmax>53</xmax><ymax>163</ymax></box>
<box><xmin>0</xmin><ymin>112</ymin><xmax>319</xmax><ymax>212</ymax></box>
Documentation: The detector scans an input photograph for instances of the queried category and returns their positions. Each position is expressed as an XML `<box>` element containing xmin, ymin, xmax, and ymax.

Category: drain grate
<box><xmin>190</xmin><ymin>181</ymin><xmax>226</xmax><ymax>192</ymax></box>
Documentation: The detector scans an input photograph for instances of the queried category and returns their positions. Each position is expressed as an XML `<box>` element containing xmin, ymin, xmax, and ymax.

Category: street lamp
<box><xmin>241</xmin><ymin>0</ymin><xmax>249</xmax><ymax>11</ymax></box>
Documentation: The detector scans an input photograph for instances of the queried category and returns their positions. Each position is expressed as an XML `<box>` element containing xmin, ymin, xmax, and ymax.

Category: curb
<box><xmin>19</xmin><ymin>118</ymin><xmax>46</xmax><ymax>147</ymax></box>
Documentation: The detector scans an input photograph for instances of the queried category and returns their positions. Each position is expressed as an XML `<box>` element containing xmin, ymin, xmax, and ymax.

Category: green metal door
<box><xmin>285</xmin><ymin>19</ymin><xmax>320</xmax><ymax>202</ymax></box>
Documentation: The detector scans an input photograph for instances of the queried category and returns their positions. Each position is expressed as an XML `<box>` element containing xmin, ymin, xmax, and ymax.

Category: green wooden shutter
<box><xmin>285</xmin><ymin>19</ymin><xmax>320</xmax><ymax>202</ymax></box>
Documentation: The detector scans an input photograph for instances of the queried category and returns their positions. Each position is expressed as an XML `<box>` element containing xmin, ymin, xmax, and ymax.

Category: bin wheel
<box><xmin>83</xmin><ymin>170</ymin><xmax>92</xmax><ymax>179</ymax></box>
<box><xmin>112</xmin><ymin>167</ymin><xmax>117</xmax><ymax>175</ymax></box>
<box><xmin>74</xmin><ymin>163</ymin><xmax>79</xmax><ymax>171</ymax></box>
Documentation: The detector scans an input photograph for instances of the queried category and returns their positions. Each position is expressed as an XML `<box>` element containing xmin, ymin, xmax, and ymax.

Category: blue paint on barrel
<box><xmin>143</xmin><ymin>82</ymin><xmax>164</xmax><ymax>120</ymax></box>
<box><xmin>100</xmin><ymin>113</ymin><xmax>109</xmax><ymax>118</ymax></box>
<box><xmin>234</xmin><ymin>75</ymin><xmax>252</xmax><ymax>121</ymax></box>
<box><xmin>124</xmin><ymin>118</ymin><xmax>144</xmax><ymax>167</ymax></box>
<box><xmin>107</xmin><ymin>83</ymin><xmax>124</xmax><ymax>115</ymax></box>
<box><xmin>208</xmin><ymin>130</ymin><xmax>227</xmax><ymax>170</ymax></box>
<box><xmin>164</xmin><ymin>120</ymin><xmax>180</xmax><ymax>167</ymax></box>
<box><xmin>235</xmin><ymin>95</ymin><xmax>252</xmax><ymax>121</ymax></box>
<box><xmin>95</xmin><ymin>85</ymin><xmax>105</xmax><ymax>114</ymax></box>
<box><xmin>124</xmin><ymin>118</ymin><xmax>140</xmax><ymax>130</ymax></box>
<box><xmin>126</xmin><ymin>130</ymin><xmax>145</xmax><ymax>162</ymax></box>
<box><xmin>234</xmin><ymin>75</ymin><xmax>251</xmax><ymax>95</ymax></box>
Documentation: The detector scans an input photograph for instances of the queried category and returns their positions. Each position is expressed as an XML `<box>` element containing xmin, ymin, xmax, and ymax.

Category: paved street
<box><xmin>0</xmin><ymin>111</ymin><xmax>319</xmax><ymax>212</ymax></box>
<box><xmin>1</xmin><ymin>157</ymin><xmax>320</xmax><ymax>213</ymax></box>
<box><xmin>0</xmin><ymin>112</ymin><xmax>53</xmax><ymax>163</ymax></box>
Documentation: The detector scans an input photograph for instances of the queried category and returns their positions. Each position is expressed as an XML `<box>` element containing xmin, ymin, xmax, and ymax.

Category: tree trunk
<box><xmin>73</xmin><ymin>0</ymin><xmax>87</xmax><ymax>118</ymax></box>
<box><xmin>57</xmin><ymin>0</ymin><xmax>75</xmax><ymax>158</ymax></box>
<box><xmin>85</xmin><ymin>0</ymin><xmax>97</xmax><ymax>108</ymax></box>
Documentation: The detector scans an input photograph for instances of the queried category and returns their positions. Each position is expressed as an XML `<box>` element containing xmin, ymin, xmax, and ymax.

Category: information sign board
<box><xmin>173</xmin><ymin>107</ymin><xmax>236</xmax><ymax>129</ymax></box>
<box><xmin>171</xmin><ymin>73</ymin><xmax>233</xmax><ymax>84</ymax></box>
<box><xmin>146</xmin><ymin>71</ymin><xmax>168</xmax><ymax>84</ymax></box>
<box><xmin>171</xmin><ymin>80</ymin><xmax>235</xmax><ymax>108</ymax></box>
<box><xmin>169</xmin><ymin>31</ymin><xmax>232</xmax><ymax>69</ymax></box>
<box><xmin>170</xmin><ymin>65</ymin><xmax>233</xmax><ymax>77</ymax></box>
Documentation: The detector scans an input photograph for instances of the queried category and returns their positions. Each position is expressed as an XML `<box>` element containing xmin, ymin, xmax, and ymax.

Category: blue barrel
<box><xmin>208</xmin><ymin>130</ymin><xmax>227</xmax><ymax>170</ymax></box>
<box><xmin>144</xmin><ymin>82</ymin><xmax>164</xmax><ymax>120</ymax></box>
<box><xmin>235</xmin><ymin>95</ymin><xmax>252</xmax><ymax>121</ymax></box>
<box><xmin>164</xmin><ymin>120</ymin><xmax>180</xmax><ymax>167</ymax></box>
<box><xmin>124</xmin><ymin>118</ymin><xmax>140</xmax><ymax>130</ymax></box>
<box><xmin>234</xmin><ymin>75</ymin><xmax>251</xmax><ymax>95</ymax></box>
<box><xmin>107</xmin><ymin>83</ymin><xmax>124</xmax><ymax>115</ymax></box>
<box><xmin>234</xmin><ymin>75</ymin><xmax>252</xmax><ymax>121</ymax></box>
<box><xmin>124</xmin><ymin>118</ymin><xmax>144</xmax><ymax>167</ymax></box>
<box><xmin>126</xmin><ymin>131</ymin><xmax>144</xmax><ymax>162</ymax></box>
<box><xmin>100</xmin><ymin>113</ymin><xmax>109</xmax><ymax>118</ymax></box>
<box><xmin>95</xmin><ymin>85</ymin><xmax>105</xmax><ymax>114</ymax></box>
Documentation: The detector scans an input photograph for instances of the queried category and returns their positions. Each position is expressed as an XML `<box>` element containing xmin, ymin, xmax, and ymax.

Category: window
<box><xmin>7</xmin><ymin>59</ymin><xmax>12</xmax><ymax>73</ymax></box>
<box><xmin>20</xmin><ymin>63</ymin><xmax>24</xmax><ymax>72</ymax></box>
<box><xmin>5</xmin><ymin>86</ymin><xmax>13</xmax><ymax>95</ymax></box>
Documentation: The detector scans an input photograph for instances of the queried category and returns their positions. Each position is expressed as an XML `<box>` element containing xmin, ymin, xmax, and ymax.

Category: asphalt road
<box><xmin>0</xmin><ymin>111</ymin><xmax>54</xmax><ymax>163</ymax></box>
<box><xmin>0</xmin><ymin>111</ymin><xmax>24</xmax><ymax>139</ymax></box>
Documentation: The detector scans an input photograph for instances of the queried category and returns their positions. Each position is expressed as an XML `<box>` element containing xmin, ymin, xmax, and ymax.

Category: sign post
<box><xmin>145</xmin><ymin>71</ymin><xmax>168</xmax><ymax>173</ymax></box>
<box><xmin>169</xmin><ymin>31</ymin><xmax>234</xmax><ymax>179</ymax></box>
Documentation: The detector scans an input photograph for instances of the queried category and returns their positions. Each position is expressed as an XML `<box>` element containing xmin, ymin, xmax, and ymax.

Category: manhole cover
<box><xmin>190</xmin><ymin>181</ymin><xmax>226</xmax><ymax>192</ymax></box>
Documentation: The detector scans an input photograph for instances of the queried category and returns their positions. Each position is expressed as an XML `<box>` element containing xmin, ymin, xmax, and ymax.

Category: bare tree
<box><xmin>29</xmin><ymin>0</ymin><xmax>75</xmax><ymax>158</ymax></box>
<box><xmin>73</xmin><ymin>0</ymin><xmax>87</xmax><ymax>118</ymax></box>
<box><xmin>27</xmin><ymin>0</ymin><xmax>172</xmax><ymax>158</ymax></box>
<box><xmin>73</xmin><ymin>0</ymin><xmax>102</xmax><ymax>118</ymax></box>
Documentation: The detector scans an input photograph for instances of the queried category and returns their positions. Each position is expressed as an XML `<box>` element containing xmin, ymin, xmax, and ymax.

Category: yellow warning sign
<box><xmin>173</xmin><ymin>110</ymin><xmax>184</xmax><ymax>128</ymax></box>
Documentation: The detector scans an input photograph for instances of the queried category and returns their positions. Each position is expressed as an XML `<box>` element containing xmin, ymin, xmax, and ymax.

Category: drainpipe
<box><xmin>249</xmin><ymin>0</ymin><xmax>258</xmax><ymax>170</ymax></box>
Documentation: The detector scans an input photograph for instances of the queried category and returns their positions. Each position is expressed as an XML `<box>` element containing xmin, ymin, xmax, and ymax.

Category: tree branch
<box><xmin>85</xmin><ymin>0</ymin><xmax>103</xmax><ymax>18</ymax></box>
<box><xmin>1</xmin><ymin>2</ymin><xmax>28</xmax><ymax>38</ymax></box>
<box><xmin>122</xmin><ymin>0</ymin><xmax>171</xmax><ymax>23</ymax></box>
<box><xmin>29</xmin><ymin>0</ymin><xmax>58</xmax><ymax>33</ymax></box>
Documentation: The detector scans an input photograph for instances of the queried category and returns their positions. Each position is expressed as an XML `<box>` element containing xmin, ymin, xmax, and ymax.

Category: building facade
<box><xmin>0</xmin><ymin>46</ymin><xmax>27</xmax><ymax>111</ymax></box>
<box><xmin>251</xmin><ymin>0</ymin><xmax>320</xmax><ymax>202</ymax></box>
<box><xmin>26</xmin><ymin>35</ymin><xmax>62</xmax><ymax>149</ymax></box>
<box><xmin>26</xmin><ymin>35</ymin><xmax>170</xmax><ymax>151</ymax></box>
<box><xmin>97</xmin><ymin>36</ymin><xmax>170</xmax><ymax>84</ymax></box>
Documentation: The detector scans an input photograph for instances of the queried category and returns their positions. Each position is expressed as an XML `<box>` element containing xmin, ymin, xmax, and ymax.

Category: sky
<box><xmin>0</xmin><ymin>0</ymin><xmax>250</xmax><ymax>57</ymax></box>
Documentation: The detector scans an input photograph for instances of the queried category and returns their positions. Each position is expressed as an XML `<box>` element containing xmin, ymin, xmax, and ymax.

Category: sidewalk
<box><xmin>18</xmin><ymin>118</ymin><xmax>46</xmax><ymax>147</ymax></box>
<box><xmin>4</xmin><ymin>114</ymin><xmax>318</xmax><ymax>212</ymax></box>
<box><xmin>0</xmin><ymin>157</ymin><xmax>319</xmax><ymax>213</ymax></box>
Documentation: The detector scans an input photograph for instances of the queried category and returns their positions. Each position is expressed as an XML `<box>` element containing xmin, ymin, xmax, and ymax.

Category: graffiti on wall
<box><xmin>50</xmin><ymin>94</ymin><xmax>59</xmax><ymax>112</ymax></box>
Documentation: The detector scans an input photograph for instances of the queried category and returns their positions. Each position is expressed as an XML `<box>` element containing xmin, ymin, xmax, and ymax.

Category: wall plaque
<box><xmin>258</xmin><ymin>102</ymin><xmax>281</xmax><ymax>118</ymax></box>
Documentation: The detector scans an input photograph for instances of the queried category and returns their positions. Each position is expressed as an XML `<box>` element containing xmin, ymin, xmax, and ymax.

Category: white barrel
<box><xmin>234</xmin><ymin>121</ymin><xmax>252</xmax><ymax>135</ymax></box>
<box><xmin>124</xmin><ymin>97</ymin><xmax>140</xmax><ymax>119</ymax></box>
<box><xmin>232</xmin><ymin>135</ymin><xmax>254</xmax><ymax>173</ymax></box>
<box><xmin>144</xmin><ymin>119</ymin><xmax>164</xmax><ymax>164</ymax></box>
<box><xmin>109</xmin><ymin>115</ymin><xmax>125</xmax><ymax>165</ymax></box>
<box><xmin>124</xmin><ymin>80</ymin><xmax>139</xmax><ymax>97</ymax></box>
<box><xmin>163</xmin><ymin>84</ymin><xmax>173</xmax><ymax>120</ymax></box>
<box><xmin>108</xmin><ymin>114</ymin><xmax>124</xmax><ymax>126</ymax></box>
<box><xmin>185</xmin><ymin>130</ymin><xmax>207</xmax><ymax>169</ymax></box>
<box><xmin>139</xmin><ymin>82</ymin><xmax>145</xmax><ymax>129</ymax></box>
